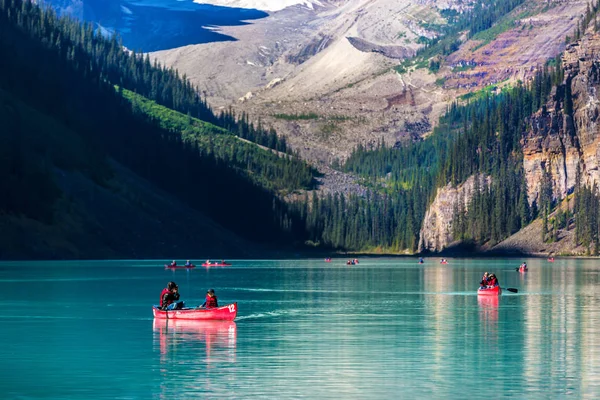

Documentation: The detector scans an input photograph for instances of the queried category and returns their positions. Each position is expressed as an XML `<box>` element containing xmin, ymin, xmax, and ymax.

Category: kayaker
<box><xmin>185</xmin><ymin>260</ymin><xmax>192</xmax><ymax>267</ymax></box>
<box><xmin>201</xmin><ymin>289</ymin><xmax>218</xmax><ymax>308</ymax></box>
<box><xmin>488</xmin><ymin>273</ymin><xmax>498</xmax><ymax>287</ymax></box>
<box><xmin>206</xmin><ymin>259</ymin><xmax>211</xmax><ymax>265</ymax></box>
<box><xmin>170</xmin><ymin>260</ymin><xmax>177</xmax><ymax>267</ymax></box>
<box><xmin>160</xmin><ymin>281</ymin><xmax>184</xmax><ymax>310</ymax></box>
<box><xmin>419</xmin><ymin>257</ymin><xmax>424</xmax><ymax>264</ymax></box>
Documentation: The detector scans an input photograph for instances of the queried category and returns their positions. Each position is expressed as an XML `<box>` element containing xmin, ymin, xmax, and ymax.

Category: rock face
<box><xmin>418</xmin><ymin>175</ymin><xmax>489</xmax><ymax>252</ymax></box>
<box><xmin>523</xmin><ymin>32</ymin><xmax>600</xmax><ymax>204</ymax></box>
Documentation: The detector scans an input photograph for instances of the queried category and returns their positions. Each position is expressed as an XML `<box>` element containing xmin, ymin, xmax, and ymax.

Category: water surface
<box><xmin>1</xmin><ymin>258</ymin><xmax>599</xmax><ymax>398</ymax></box>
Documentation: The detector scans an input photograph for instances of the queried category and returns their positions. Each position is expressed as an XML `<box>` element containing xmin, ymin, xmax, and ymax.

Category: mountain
<box><xmin>193</xmin><ymin>0</ymin><xmax>326</xmax><ymax>12</ymax></box>
<box><xmin>153</xmin><ymin>0</ymin><xmax>586</xmax><ymax>164</ymax></box>
<box><xmin>0</xmin><ymin>0</ymin><xmax>317</xmax><ymax>259</ymax></box>
<box><xmin>152</xmin><ymin>0</ymin><xmax>600</xmax><ymax>255</ymax></box>
<box><xmin>40</xmin><ymin>0</ymin><xmax>268</xmax><ymax>51</ymax></box>
<box><xmin>6</xmin><ymin>0</ymin><xmax>600</xmax><ymax>257</ymax></box>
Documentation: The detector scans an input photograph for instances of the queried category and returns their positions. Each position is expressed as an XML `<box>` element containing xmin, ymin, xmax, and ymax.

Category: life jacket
<box><xmin>160</xmin><ymin>288</ymin><xmax>171</xmax><ymax>307</ymax></box>
<box><xmin>488</xmin><ymin>277</ymin><xmax>497</xmax><ymax>286</ymax></box>
<box><xmin>205</xmin><ymin>295</ymin><xmax>218</xmax><ymax>308</ymax></box>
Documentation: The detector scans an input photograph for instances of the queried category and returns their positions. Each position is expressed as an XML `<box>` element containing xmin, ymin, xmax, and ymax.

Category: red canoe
<box><xmin>153</xmin><ymin>303</ymin><xmax>237</xmax><ymax>321</ymax></box>
<box><xmin>518</xmin><ymin>267</ymin><xmax>527</xmax><ymax>273</ymax></box>
<box><xmin>165</xmin><ymin>264</ymin><xmax>195</xmax><ymax>269</ymax></box>
<box><xmin>478</xmin><ymin>285</ymin><xmax>502</xmax><ymax>296</ymax></box>
<box><xmin>202</xmin><ymin>263</ymin><xmax>232</xmax><ymax>267</ymax></box>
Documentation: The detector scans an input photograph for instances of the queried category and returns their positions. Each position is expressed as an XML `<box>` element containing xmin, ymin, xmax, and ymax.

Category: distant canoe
<box><xmin>202</xmin><ymin>262</ymin><xmax>231</xmax><ymax>267</ymax></box>
<box><xmin>165</xmin><ymin>264</ymin><xmax>195</xmax><ymax>269</ymax></box>
<box><xmin>153</xmin><ymin>303</ymin><xmax>237</xmax><ymax>321</ymax></box>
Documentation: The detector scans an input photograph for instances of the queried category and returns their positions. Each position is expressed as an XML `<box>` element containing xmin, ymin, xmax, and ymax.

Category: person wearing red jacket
<box><xmin>159</xmin><ymin>281</ymin><xmax>183</xmax><ymax>310</ymax></box>
<box><xmin>201</xmin><ymin>289</ymin><xmax>218</xmax><ymax>308</ymax></box>
<box><xmin>487</xmin><ymin>274</ymin><xmax>498</xmax><ymax>287</ymax></box>
<box><xmin>480</xmin><ymin>272</ymin><xmax>489</xmax><ymax>288</ymax></box>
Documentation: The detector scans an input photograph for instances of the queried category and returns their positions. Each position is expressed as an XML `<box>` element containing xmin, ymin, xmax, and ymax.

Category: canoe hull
<box><xmin>478</xmin><ymin>286</ymin><xmax>502</xmax><ymax>296</ymax></box>
<box><xmin>153</xmin><ymin>302</ymin><xmax>237</xmax><ymax>321</ymax></box>
<box><xmin>165</xmin><ymin>265</ymin><xmax>195</xmax><ymax>269</ymax></box>
<box><xmin>201</xmin><ymin>263</ymin><xmax>231</xmax><ymax>267</ymax></box>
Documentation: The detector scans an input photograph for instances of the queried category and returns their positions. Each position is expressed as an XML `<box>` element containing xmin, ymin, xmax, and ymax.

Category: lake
<box><xmin>1</xmin><ymin>258</ymin><xmax>599</xmax><ymax>398</ymax></box>
<box><xmin>44</xmin><ymin>0</ymin><xmax>268</xmax><ymax>52</ymax></box>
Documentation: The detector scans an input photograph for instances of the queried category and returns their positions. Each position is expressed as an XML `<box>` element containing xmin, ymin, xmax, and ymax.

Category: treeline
<box><xmin>0</xmin><ymin>0</ymin><xmax>311</xmax><ymax>242</ymax></box>
<box><xmin>290</xmin><ymin>64</ymin><xmax>564</xmax><ymax>251</ymax></box>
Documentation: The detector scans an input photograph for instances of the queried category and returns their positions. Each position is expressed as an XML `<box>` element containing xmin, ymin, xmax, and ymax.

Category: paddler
<box><xmin>201</xmin><ymin>289</ymin><xmax>219</xmax><ymax>309</ymax></box>
<box><xmin>480</xmin><ymin>272</ymin><xmax>489</xmax><ymax>288</ymax></box>
<box><xmin>159</xmin><ymin>281</ymin><xmax>184</xmax><ymax>310</ymax></box>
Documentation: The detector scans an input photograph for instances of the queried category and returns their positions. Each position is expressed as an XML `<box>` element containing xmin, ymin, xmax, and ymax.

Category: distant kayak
<box><xmin>165</xmin><ymin>264</ymin><xmax>195</xmax><ymax>269</ymax></box>
<box><xmin>202</xmin><ymin>262</ymin><xmax>231</xmax><ymax>267</ymax></box>
<box><xmin>478</xmin><ymin>285</ymin><xmax>502</xmax><ymax>296</ymax></box>
<box><xmin>153</xmin><ymin>303</ymin><xmax>237</xmax><ymax>321</ymax></box>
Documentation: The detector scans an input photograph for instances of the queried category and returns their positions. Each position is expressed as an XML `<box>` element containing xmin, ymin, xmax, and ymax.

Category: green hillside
<box><xmin>120</xmin><ymin>88</ymin><xmax>315</xmax><ymax>192</ymax></box>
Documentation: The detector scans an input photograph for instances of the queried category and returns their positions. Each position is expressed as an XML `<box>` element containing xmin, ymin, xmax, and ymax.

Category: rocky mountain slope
<box><xmin>418</xmin><ymin>27</ymin><xmax>600</xmax><ymax>255</ymax></box>
<box><xmin>523</xmin><ymin>31</ymin><xmax>600</xmax><ymax>203</ymax></box>
<box><xmin>153</xmin><ymin>0</ymin><xmax>585</xmax><ymax>166</ymax></box>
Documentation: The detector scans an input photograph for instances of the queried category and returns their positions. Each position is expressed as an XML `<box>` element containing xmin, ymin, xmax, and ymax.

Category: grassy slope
<box><xmin>120</xmin><ymin>88</ymin><xmax>314</xmax><ymax>193</ymax></box>
<box><xmin>0</xmin><ymin>88</ymin><xmax>256</xmax><ymax>260</ymax></box>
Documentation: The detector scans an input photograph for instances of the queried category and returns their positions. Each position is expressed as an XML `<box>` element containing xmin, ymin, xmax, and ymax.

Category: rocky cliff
<box><xmin>523</xmin><ymin>31</ymin><xmax>600</xmax><ymax>205</ymax></box>
<box><xmin>418</xmin><ymin>175</ymin><xmax>489</xmax><ymax>252</ymax></box>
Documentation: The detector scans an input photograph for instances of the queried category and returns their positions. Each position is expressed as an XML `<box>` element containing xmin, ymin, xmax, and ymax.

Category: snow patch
<box><xmin>193</xmin><ymin>0</ymin><xmax>323</xmax><ymax>12</ymax></box>
<box><xmin>120</xmin><ymin>6</ymin><xmax>133</xmax><ymax>15</ymax></box>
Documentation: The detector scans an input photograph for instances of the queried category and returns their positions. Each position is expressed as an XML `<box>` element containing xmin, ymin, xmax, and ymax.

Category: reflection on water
<box><xmin>2</xmin><ymin>258</ymin><xmax>600</xmax><ymax>397</ymax></box>
<box><xmin>153</xmin><ymin>319</ymin><xmax>237</xmax><ymax>398</ymax></box>
<box><xmin>153</xmin><ymin>319</ymin><xmax>236</xmax><ymax>362</ymax></box>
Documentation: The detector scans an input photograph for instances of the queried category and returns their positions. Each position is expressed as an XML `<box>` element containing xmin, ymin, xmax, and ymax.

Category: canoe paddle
<box><xmin>506</xmin><ymin>288</ymin><xmax>518</xmax><ymax>293</ymax></box>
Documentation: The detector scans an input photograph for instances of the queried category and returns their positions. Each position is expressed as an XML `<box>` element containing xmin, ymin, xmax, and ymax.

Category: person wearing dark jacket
<box><xmin>159</xmin><ymin>281</ymin><xmax>183</xmax><ymax>310</ymax></box>
<box><xmin>201</xmin><ymin>289</ymin><xmax>218</xmax><ymax>308</ymax></box>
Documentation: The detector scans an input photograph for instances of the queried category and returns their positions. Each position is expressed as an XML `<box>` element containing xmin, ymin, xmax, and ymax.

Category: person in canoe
<box><xmin>201</xmin><ymin>288</ymin><xmax>218</xmax><ymax>309</ymax></box>
<box><xmin>170</xmin><ymin>260</ymin><xmax>177</xmax><ymax>267</ymax></box>
<box><xmin>487</xmin><ymin>273</ymin><xmax>499</xmax><ymax>287</ymax></box>
<box><xmin>480</xmin><ymin>272</ymin><xmax>490</xmax><ymax>289</ymax></box>
<box><xmin>519</xmin><ymin>262</ymin><xmax>527</xmax><ymax>272</ymax></box>
<box><xmin>205</xmin><ymin>259</ymin><xmax>212</xmax><ymax>266</ymax></box>
<box><xmin>160</xmin><ymin>281</ymin><xmax>184</xmax><ymax>310</ymax></box>
<box><xmin>419</xmin><ymin>257</ymin><xmax>424</xmax><ymax>264</ymax></box>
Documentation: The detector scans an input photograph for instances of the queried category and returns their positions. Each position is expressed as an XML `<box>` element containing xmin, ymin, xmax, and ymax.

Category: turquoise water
<box><xmin>1</xmin><ymin>258</ymin><xmax>600</xmax><ymax>398</ymax></box>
